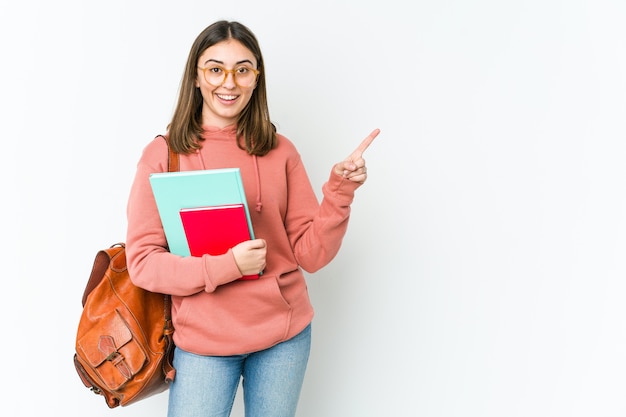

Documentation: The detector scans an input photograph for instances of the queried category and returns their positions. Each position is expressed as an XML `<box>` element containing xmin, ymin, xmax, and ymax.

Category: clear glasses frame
<box><xmin>198</xmin><ymin>65</ymin><xmax>260</xmax><ymax>87</ymax></box>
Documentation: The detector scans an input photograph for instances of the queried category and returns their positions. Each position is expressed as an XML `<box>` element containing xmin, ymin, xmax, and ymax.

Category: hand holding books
<box><xmin>179</xmin><ymin>203</ymin><xmax>260</xmax><ymax>280</ymax></box>
<box><xmin>232</xmin><ymin>239</ymin><xmax>267</xmax><ymax>277</ymax></box>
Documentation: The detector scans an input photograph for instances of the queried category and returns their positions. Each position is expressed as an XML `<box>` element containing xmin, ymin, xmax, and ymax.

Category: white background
<box><xmin>3</xmin><ymin>0</ymin><xmax>626</xmax><ymax>416</ymax></box>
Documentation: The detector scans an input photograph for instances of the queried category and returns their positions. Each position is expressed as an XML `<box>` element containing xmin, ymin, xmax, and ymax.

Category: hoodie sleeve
<box><xmin>125</xmin><ymin>137</ymin><xmax>244</xmax><ymax>296</ymax></box>
<box><xmin>284</xmin><ymin>154</ymin><xmax>362</xmax><ymax>273</ymax></box>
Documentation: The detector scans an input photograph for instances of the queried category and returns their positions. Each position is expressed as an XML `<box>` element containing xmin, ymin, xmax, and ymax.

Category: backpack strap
<box><xmin>156</xmin><ymin>134</ymin><xmax>178</xmax><ymax>382</ymax></box>
<box><xmin>156</xmin><ymin>134</ymin><xmax>180</xmax><ymax>173</ymax></box>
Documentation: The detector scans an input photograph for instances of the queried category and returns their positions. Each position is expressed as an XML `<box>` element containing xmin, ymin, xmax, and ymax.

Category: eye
<box><xmin>235</xmin><ymin>66</ymin><xmax>252</xmax><ymax>74</ymax></box>
<box><xmin>208</xmin><ymin>66</ymin><xmax>224</xmax><ymax>74</ymax></box>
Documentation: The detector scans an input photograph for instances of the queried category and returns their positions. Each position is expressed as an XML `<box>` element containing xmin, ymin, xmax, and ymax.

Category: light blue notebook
<box><xmin>149</xmin><ymin>168</ymin><xmax>255</xmax><ymax>256</ymax></box>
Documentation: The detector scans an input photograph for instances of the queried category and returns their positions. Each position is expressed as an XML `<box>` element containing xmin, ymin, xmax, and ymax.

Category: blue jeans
<box><xmin>167</xmin><ymin>324</ymin><xmax>312</xmax><ymax>417</ymax></box>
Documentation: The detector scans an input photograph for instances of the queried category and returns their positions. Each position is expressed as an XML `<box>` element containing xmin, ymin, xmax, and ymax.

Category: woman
<box><xmin>126</xmin><ymin>20</ymin><xmax>379</xmax><ymax>417</ymax></box>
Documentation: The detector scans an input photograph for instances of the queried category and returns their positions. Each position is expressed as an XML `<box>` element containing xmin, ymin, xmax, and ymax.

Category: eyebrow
<box><xmin>203</xmin><ymin>58</ymin><xmax>255</xmax><ymax>66</ymax></box>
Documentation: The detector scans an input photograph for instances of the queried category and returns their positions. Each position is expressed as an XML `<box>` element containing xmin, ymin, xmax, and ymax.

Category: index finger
<box><xmin>350</xmin><ymin>128</ymin><xmax>380</xmax><ymax>159</ymax></box>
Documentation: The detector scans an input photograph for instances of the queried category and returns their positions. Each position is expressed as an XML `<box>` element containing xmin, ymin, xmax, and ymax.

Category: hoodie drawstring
<box><xmin>195</xmin><ymin>149</ymin><xmax>206</xmax><ymax>169</ymax></box>
<box><xmin>252</xmin><ymin>155</ymin><xmax>263</xmax><ymax>212</ymax></box>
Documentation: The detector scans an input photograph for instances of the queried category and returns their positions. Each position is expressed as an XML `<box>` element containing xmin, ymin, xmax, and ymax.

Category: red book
<box><xmin>179</xmin><ymin>204</ymin><xmax>258</xmax><ymax>280</ymax></box>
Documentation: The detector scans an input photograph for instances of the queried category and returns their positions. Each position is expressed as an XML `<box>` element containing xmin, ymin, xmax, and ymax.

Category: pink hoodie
<box><xmin>126</xmin><ymin>126</ymin><xmax>361</xmax><ymax>355</ymax></box>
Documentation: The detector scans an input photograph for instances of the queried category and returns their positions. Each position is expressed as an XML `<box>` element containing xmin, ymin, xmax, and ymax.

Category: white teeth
<box><xmin>217</xmin><ymin>94</ymin><xmax>237</xmax><ymax>100</ymax></box>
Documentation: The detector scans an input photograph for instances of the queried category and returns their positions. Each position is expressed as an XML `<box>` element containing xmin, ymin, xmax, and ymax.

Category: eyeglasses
<box><xmin>198</xmin><ymin>65</ymin><xmax>260</xmax><ymax>87</ymax></box>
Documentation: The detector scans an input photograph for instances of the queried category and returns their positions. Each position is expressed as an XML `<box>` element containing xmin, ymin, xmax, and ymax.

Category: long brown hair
<box><xmin>167</xmin><ymin>21</ymin><xmax>277</xmax><ymax>155</ymax></box>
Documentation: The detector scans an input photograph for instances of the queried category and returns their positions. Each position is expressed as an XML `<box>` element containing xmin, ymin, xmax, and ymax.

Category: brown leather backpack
<box><xmin>73</xmin><ymin>137</ymin><xmax>179</xmax><ymax>407</ymax></box>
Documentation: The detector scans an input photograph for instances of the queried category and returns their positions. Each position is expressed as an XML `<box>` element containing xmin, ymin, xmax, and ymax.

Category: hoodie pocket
<box><xmin>173</xmin><ymin>274</ymin><xmax>295</xmax><ymax>353</ymax></box>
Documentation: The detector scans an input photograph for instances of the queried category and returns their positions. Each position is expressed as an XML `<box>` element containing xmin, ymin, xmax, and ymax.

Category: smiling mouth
<box><xmin>216</xmin><ymin>94</ymin><xmax>238</xmax><ymax>101</ymax></box>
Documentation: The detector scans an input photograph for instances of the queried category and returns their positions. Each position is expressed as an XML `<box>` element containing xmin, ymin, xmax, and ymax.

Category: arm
<box><xmin>125</xmin><ymin>138</ymin><xmax>244</xmax><ymax>296</ymax></box>
<box><xmin>287</xmin><ymin>129</ymin><xmax>380</xmax><ymax>272</ymax></box>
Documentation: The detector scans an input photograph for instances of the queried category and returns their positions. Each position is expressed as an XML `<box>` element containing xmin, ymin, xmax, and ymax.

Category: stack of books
<box><xmin>150</xmin><ymin>168</ymin><xmax>258</xmax><ymax>279</ymax></box>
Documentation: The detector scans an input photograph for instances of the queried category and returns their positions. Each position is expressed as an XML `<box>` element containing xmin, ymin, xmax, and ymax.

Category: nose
<box><xmin>222</xmin><ymin>71</ymin><xmax>237</xmax><ymax>88</ymax></box>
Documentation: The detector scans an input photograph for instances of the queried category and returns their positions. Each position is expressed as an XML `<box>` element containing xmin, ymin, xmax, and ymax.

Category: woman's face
<box><xmin>195</xmin><ymin>39</ymin><xmax>258</xmax><ymax>128</ymax></box>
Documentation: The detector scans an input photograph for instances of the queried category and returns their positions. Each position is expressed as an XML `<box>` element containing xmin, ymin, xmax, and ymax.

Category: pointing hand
<box><xmin>333</xmin><ymin>128</ymin><xmax>380</xmax><ymax>184</ymax></box>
